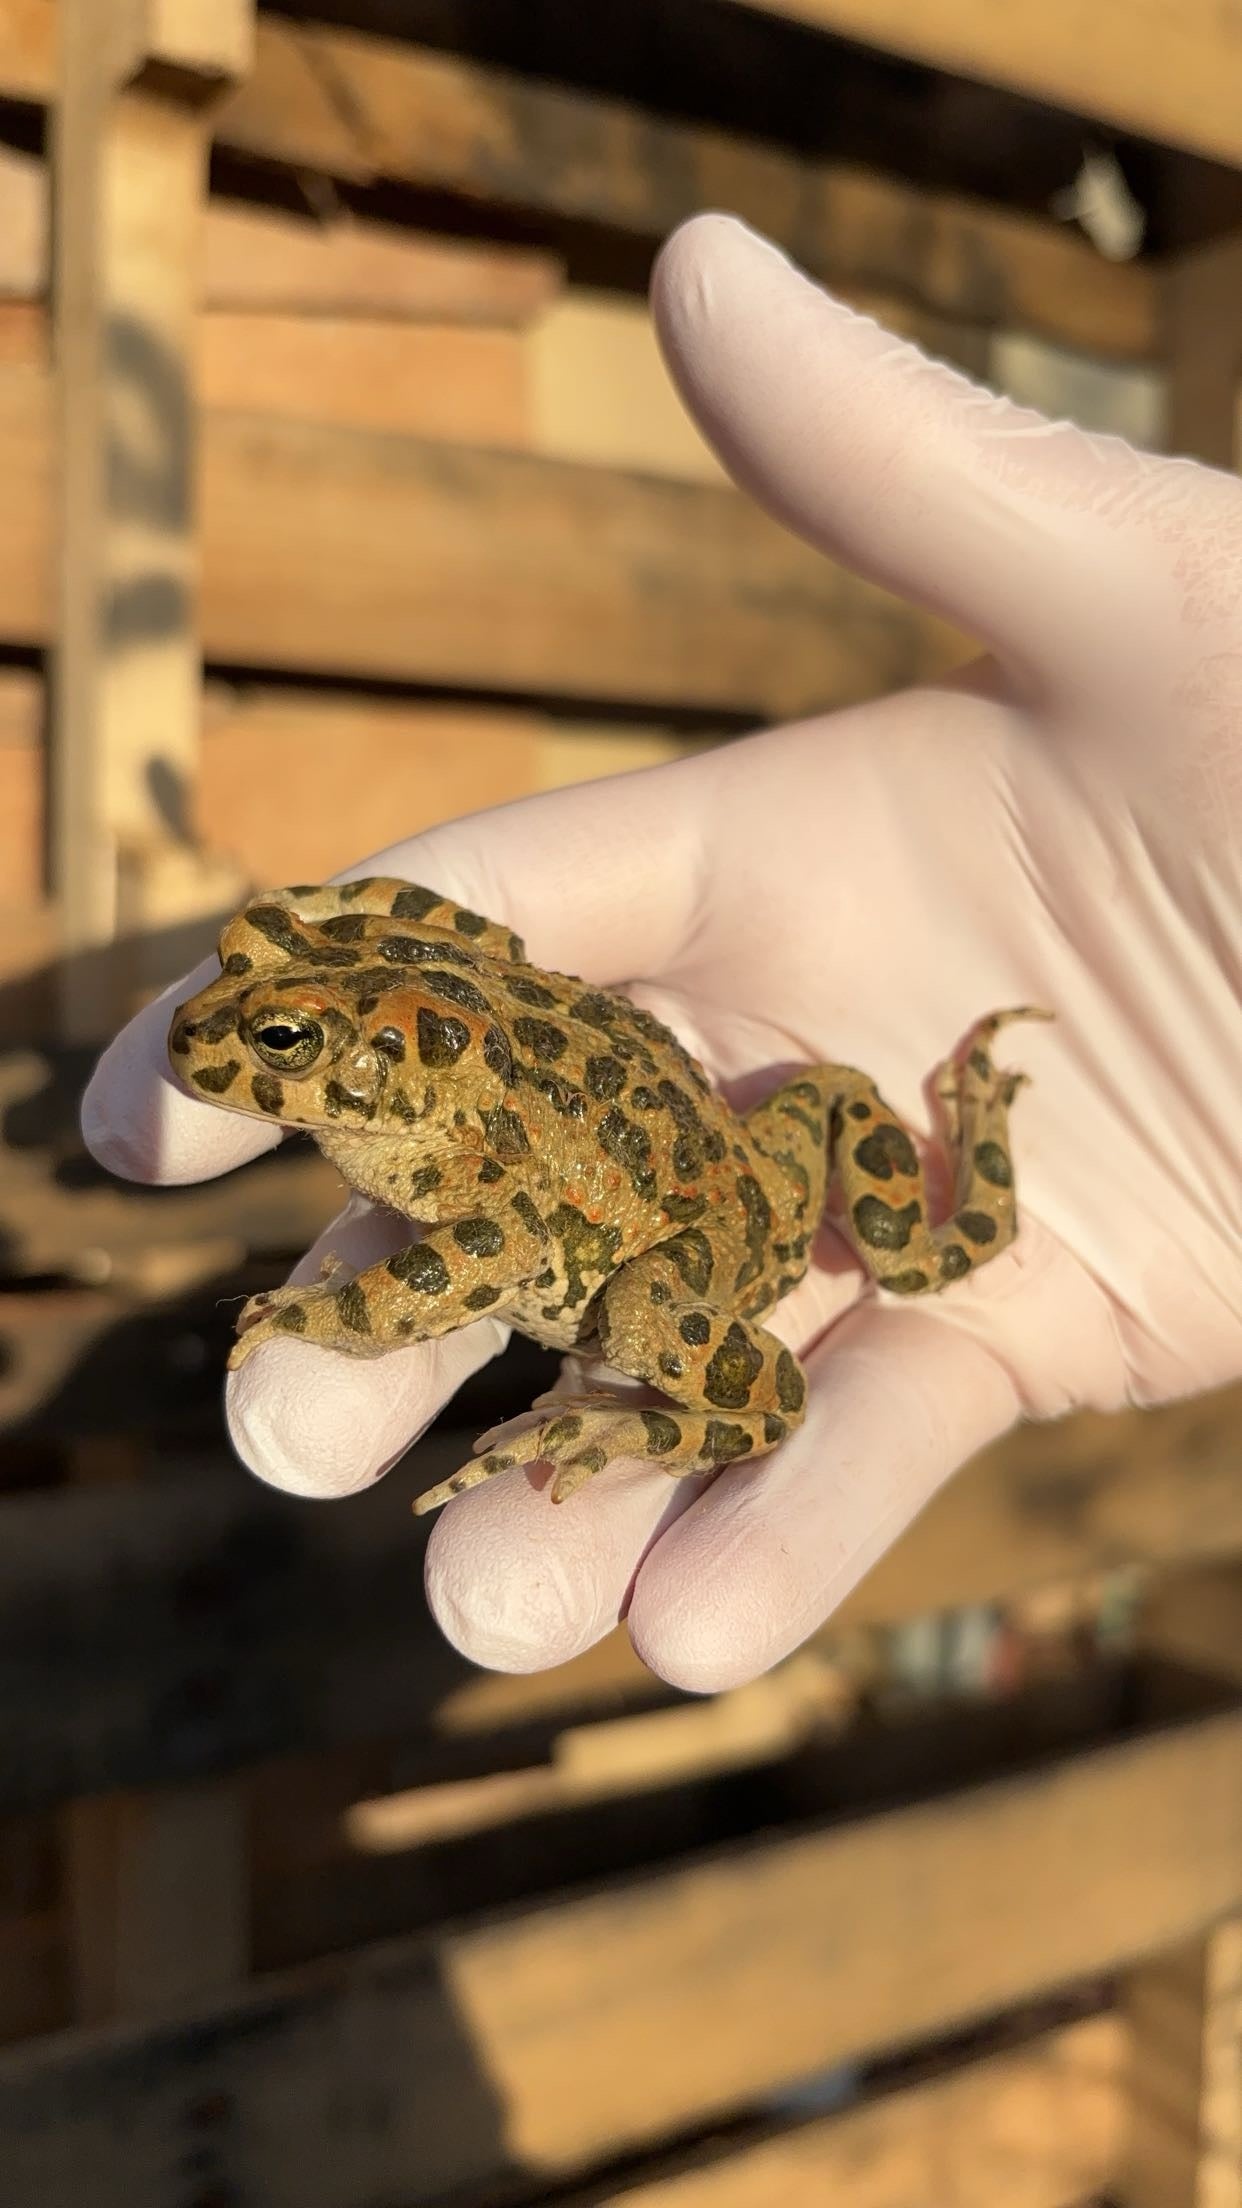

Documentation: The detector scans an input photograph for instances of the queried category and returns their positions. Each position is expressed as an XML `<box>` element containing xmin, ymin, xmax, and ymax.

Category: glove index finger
<box><xmin>80</xmin><ymin>955</ymin><xmax>282</xmax><ymax>1186</ymax></box>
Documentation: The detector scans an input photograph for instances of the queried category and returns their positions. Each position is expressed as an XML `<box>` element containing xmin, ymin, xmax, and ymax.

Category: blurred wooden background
<box><xmin>1</xmin><ymin>2</ymin><xmax>1241</xmax><ymax>2203</ymax></box>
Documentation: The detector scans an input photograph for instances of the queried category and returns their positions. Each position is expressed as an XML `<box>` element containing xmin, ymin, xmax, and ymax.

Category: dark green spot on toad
<box><xmin>388</xmin><ymin>1243</ymin><xmax>451</xmax><ymax>1294</ymax></box>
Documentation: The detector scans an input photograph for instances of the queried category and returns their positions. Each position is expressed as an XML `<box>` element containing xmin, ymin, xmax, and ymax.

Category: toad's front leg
<box><xmin>228</xmin><ymin>1207</ymin><xmax>549</xmax><ymax>1368</ymax></box>
<box><xmin>413</xmin><ymin>1229</ymin><xmax>806</xmax><ymax>1513</ymax></box>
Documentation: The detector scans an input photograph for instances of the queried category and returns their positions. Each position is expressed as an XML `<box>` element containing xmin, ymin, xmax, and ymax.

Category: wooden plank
<box><xmin>0</xmin><ymin>1387</ymin><xmax>1240</xmax><ymax>1807</ymax></box>
<box><xmin>195</xmin><ymin>408</ymin><xmax>961</xmax><ymax>712</ymax></box>
<box><xmin>199</xmin><ymin>688</ymin><xmax>711</xmax><ymax>889</ymax></box>
<box><xmin>249</xmin><ymin>1659</ymin><xmax>1139</xmax><ymax>1970</ymax></box>
<box><xmin>0</xmin><ymin>356</ymin><xmax>961</xmax><ymax>709</ymax></box>
<box><xmin>199</xmin><ymin>315</ymin><xmax>528</xmax><ymax>442</ymax></box>
<box><xmin>571</xmin><ymin>2013</ymin><xmax>1124</xmax><ymax>2208</ymax></box>
<box><xmin>728</xmin><ymin>0</ymin><xmax>1242</xmax><ymax>169</ymax></box>
<box><xmin>0</xmin><ymin>1701</ymin><xmax>1237</xmax><ymax>2201</ymax></box>
<box><xmin>215</xmin><ymin>16</ymin><xmax>377</xmax><ymax>182</ymax></box>
<box><xmin>203</xmin><ymin>200</ymin><xmax>562</xmax><ymax>323</ymax></box>
<box><xmin>0</xmin><ymin>351</ymin><xmax>52</xmax><ymax>639</ymax></box>
<box><xmin>50</xmin><ymin>0</ymin><xmax>253</xmax><ymax>1040</ymax></box>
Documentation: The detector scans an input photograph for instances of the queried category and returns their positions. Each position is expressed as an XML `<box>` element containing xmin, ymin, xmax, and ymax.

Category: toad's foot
<box><xmin>233</xmin><ymin>1255</ymin><xmax>351</xmax><ymax>1347</ymax></box>
<box><xmin>411</xmin><ymin>1394</ymin><xmax>792</xmax><ymax>1514</ymax></box>
<box><xmin>831</xmin><ymin>1005</ymin><xmax>1052</xmax><ymax>1293</ymax></box>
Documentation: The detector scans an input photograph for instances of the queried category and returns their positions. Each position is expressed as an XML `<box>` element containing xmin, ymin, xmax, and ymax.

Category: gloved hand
<box><xmin>81</xmin><ymin>215</ymin><xmax>1242</xmax><ymax>1692</ymax></box>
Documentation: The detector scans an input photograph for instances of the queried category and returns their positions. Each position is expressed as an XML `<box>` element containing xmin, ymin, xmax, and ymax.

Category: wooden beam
<box><xmin>194</xmin><ymin>409</ymin><xmax>960</xmax><ymax>713</ymax></box>
<box><xmin>51</xmin><ymin>0</ymin><xmax>254</xmax><ymax>1039</ymax></box>
<box><xmin>199</xmin><ymin>315</ymin><xmax>528</xmax><ymax>443</ymax></box>
<box><xmin>202</xmin><ymin>200</ymin><xmax>562</xmax><ymax>323</ymax></box>
<box><xmin>727</xmin><ymin>0</ymin><xmax>1242</xmax><ymax>170</ymax></box>
<box><xmin>0</xmin><ymin>1698</ymin><xmax>1236</xmax><ymax>2199</ymax></box>
<box><xmin>0</xmin><ymin>1386</ymin><xmax>1239</xmax><ymax>1808</ymax></box>
<box><xmin>0</xmin><ymin>356</ymin><xmax>961</xmax><ymax>711</ymax></box>
<box><xmin>574</xmin><ymin>2014</ymin><xmax>1124</xmax><ymax>2208</ymax></box>
<box><xmin>198</xmin><ymin>687</ymin><xmax>710</xmax><ymax>891</ymax></box>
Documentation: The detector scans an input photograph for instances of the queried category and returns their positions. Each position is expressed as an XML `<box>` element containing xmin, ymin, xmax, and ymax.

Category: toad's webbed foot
<box><xmin>412</xmin><ymin>1393</ymin><xmax>795</xmax><ymax>1514</ymax></box>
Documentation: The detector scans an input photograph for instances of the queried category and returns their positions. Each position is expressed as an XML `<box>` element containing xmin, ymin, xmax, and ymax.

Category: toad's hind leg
<box><xmin>835</xmin><ymin>1007</ymin><xmax>1048</xmax><ymax>1295</ymax></box>
<box><xmin>412</xmin><ymin>1232</ymin><xmax>810</xmax><ymax>1514</ymax></box>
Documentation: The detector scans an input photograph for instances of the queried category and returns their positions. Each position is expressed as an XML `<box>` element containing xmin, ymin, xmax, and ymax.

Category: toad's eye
<box><xmin>245</xmin><ymin>1012</ymin><xmax>325</xmax><ymax>1073</ymax></box>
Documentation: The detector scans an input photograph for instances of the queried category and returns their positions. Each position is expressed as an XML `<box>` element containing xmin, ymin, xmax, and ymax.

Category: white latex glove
<box><xmin>82</xmin><ymin>215</ymin><xmax>1242</xmax><ymax>1691</ymax></box>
